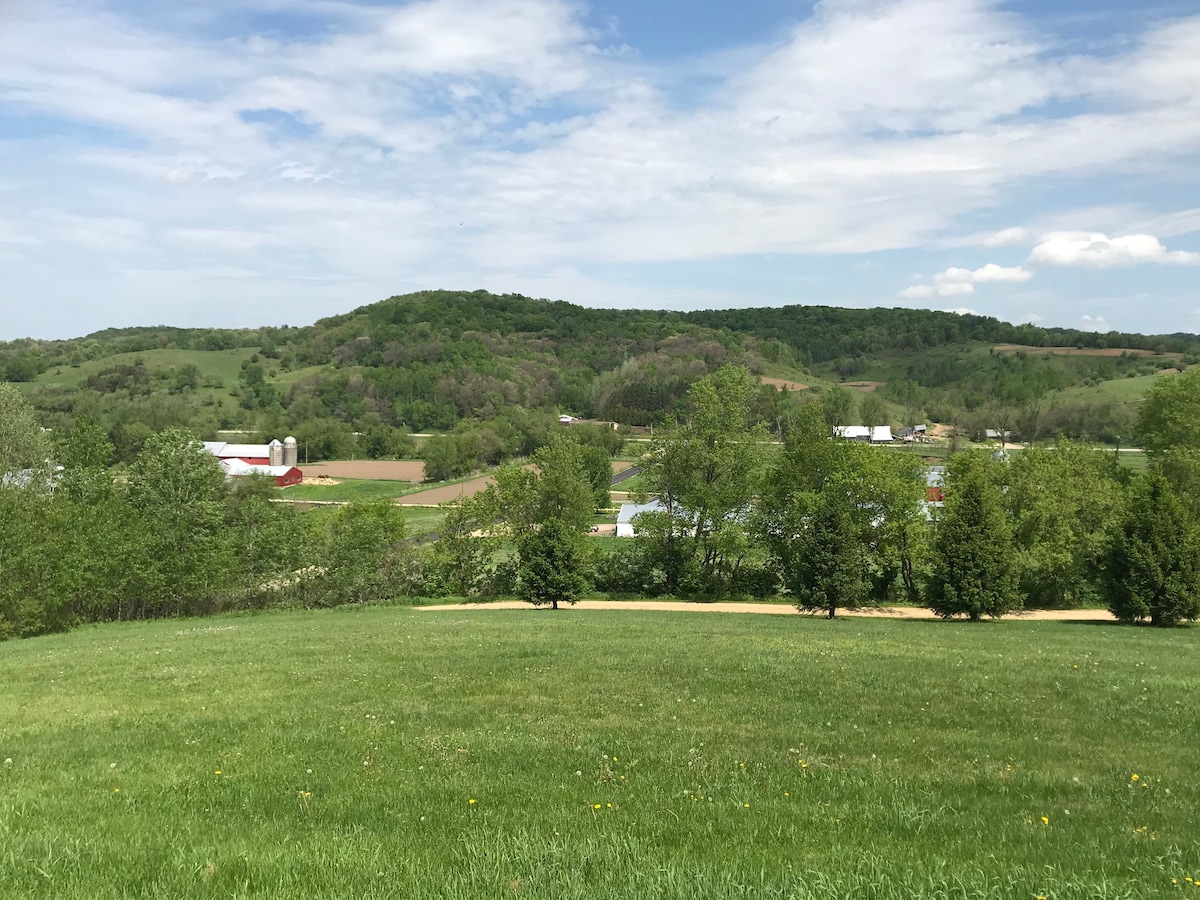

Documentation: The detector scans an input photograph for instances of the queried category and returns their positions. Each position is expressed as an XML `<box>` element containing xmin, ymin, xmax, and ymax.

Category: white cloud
<box><xmin>1080</xmin><ymin>315</ymin><xmax>1110</xmax><ymax>332</ymax></box>
<box><xmin>982</xmin><ymin>227</ymin><xmax>1031</xmax><ymax>248</ymax></box>
<box><xmin>939</xmin><ymin>263</ymin><xmax>1032</xmax><ymax>284</ymax></box>
<box><xmin>900</xmin><ymin>282</ymin><xmax>972</xmax><ymax>299</ymax></box>
<box><xmin>900</xmin><ymin>261</ymin><xmax>1030</xmax><ymax>299</ymax></box>
<box><xmin>1028</xmin><ymin>233</ymin><xmax>1200</xmax><ymax>268</ymax></box>
<box><xmin>2</xmin><ymin>0</ymin><xmax>1200</xmax><ymax>336</ymax></box>
<box><xmin>944</xmin><ymin>307</ymin><xmax>980</xmax><ymax>316</ymax></box>
<box><xmin>1018</xmin><ymin>312</ymin><xmax>1044</xmax><ymax>324</ymax></box>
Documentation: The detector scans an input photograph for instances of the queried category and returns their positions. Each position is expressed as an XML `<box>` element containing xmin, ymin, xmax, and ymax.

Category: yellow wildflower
<box><xmin>1040</xmin><ymin>816</ymin><xmax>1049</xmax><ymax>826</ymax></box>
<box><xmin>1131</xmin><ymin>774</ymin><xmax>1139</xmax><ymax>781</ymax></box>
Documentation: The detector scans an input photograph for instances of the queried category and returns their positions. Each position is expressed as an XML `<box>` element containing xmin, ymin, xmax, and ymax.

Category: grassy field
<box><xmin>1044</xmin><ymin>372</ymin><xmax>1173</xmax><ymax>406</ymax></box>
<box><xmin>33</xmin><ymin>348</ymin><xmax>259</xmax><ymax>390</ymax></box>
<box><xmin>281</xmin><ymin>479</ymin><xmax>419</xmax><ymax>503</ymax></box>
<box><xmin>1</xmin><ymin>608</ymin><xmax>1197</xmax><ymax>898</ymax></box>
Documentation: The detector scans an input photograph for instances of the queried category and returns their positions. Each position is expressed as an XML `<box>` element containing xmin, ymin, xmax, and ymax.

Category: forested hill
<box><xmin>4</xmin><ymin>290</ymin><xmax>1198</xmax><ymax>461</ymax></box>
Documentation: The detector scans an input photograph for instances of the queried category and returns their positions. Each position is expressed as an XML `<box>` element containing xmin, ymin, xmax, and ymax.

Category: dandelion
<box><xmin>214</xmin><ymin>770</ymin><xmax>222</xmax><ymax>776</ymax></box>
<box><xmin>612</xmin><ymin>757</ymin><xmax>617</xmax><ymax>762</ymax></box>
<box><xmin>1041</xmin><ymin>816</ymin><xmax>1049</xmax><ymax>826</ymax></box>
<box><xmin>113</xmin><ymin>788</ymin><xmax>120</xmax><ymax>794</ymax></box>
<box><xmin>468</xmin><ymin>799</ymin><xmax>476</xmax><ymax>805</ymax></box>
<box><xmin>1132</xmin><ymin>774</ymin><xmax>1140</xmax><ymax>781</ymax></box>
<box><xmin>4</xmin><ymin>758</ymin><xmax>12</xmax><ymax>766</ymax></box>
<box><xmin>593</xmin><ymin>804</ymin><xmax>602</xmax><ymax>810</ymax></box>
<box><xmin>606</xmin><ymin>803</ymin><xmax>612</xmax><ymax>809</ymax></box>
<box><xmin>743</xmin><ymin>803</ymin><xmax>750</xmax><ymax>809</ymax></box>
<box><xmin>109</xmin><ymin>762</ymin><xmax>117</xmax><ymax>769</ymax></box>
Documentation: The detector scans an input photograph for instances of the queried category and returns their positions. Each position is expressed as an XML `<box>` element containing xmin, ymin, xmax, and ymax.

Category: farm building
<box><xmin>559</xmin><ymin>415</ymin><xmax>578</xmax><ymax>425</ymax></box>
<box><xmin>899</xmin><ymin>424</ymin><xmax>927</xmax><ymax>442</ymax></box>
<box><xmin>834</xmin><ymin>425</ymin><xmax>893</xmax><ymax>442</ymax></box>
<box><xmin>616</xmin><ymin>499</ymin><xmax>663</xmax><ymax>537</ymax></box>
<box><xmin>218</xmin><ymin>458</ymin><xmax>303</xmax><ymax>487</ymax></box>
<box><xmin>834</xmin><ymin>425</ymin><xmax>871</xmax><ymax>441</ymax></box>
<box><xmin>925</xmin><ymin>466</ymin><xmax>945</xmax><ymax>503</ymax></box>
<box><xmin>204</xmin><ymin>436</ymin><xmax>299</xmax><ymax>467</ymax></box>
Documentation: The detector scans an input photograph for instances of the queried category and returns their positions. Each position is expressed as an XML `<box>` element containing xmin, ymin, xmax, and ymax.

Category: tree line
<box><xmin>3</xmin><ymin>363</ymin><xmax>1200</xmax><ymax>640</ymax></box>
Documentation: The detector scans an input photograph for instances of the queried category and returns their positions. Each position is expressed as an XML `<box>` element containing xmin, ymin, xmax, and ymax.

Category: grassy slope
<box><xmin>1044</xmin><ymin>371</ymin><xmax>1174</xmax><ymax>407</ymax></box>
<box><xmin>33</xmin><ymin>348</ymin><xmax>260</xmax><ymax>390</ymax></box>
<box><xmin>1</xmin><ymin>608</ymin><xmax>1196</xmax><ymax>899</ymax></box>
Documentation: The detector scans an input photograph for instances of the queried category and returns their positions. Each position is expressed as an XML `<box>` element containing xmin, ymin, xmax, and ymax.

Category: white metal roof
<box><xmin>871</xmin><ymin>426</ymin><xmax>894</xmax><ymax>443</ymax></box>
<box><xmin>616</xmin><ymin>499</ymin><xmax>663</xmax><ymax>524</ymax></box>
<box><xmin>211</xmin><ymin>443</ymin><xmax>272</xmax><ymax>458</ymax></box>
<box><xmin>219</xmin><ymin>459</ymin><xmax>299</xmax><ymax>477</ymax></box>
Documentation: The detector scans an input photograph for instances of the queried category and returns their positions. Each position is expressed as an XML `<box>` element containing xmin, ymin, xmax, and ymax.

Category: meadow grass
<box><xmin>281</xmin><ymin>479</ymin><xmax>420</xmax><ymax>503</ymax></box>
<box><xmin>1</xmin><ymin>609</ymin><xmax>1197</xmax><ymax>899</ymax></box>
<box><xmin>34</xmin><ymin>348</ymin><xmax>259</xmax><ymax>390</ymax></box>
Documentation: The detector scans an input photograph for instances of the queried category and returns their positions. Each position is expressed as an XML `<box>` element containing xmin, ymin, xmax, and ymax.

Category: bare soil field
<box><xmin>842</xmin><ymin>381</ymin><xmax>886</xmax><ymax>392</ymax></box>
<box><xmin>760</xmin><ymin>376</ymin><xmax>809</xmax><ymax>392</ymax></box>
<box><xmin>301</xmin><ymin>460</ymin><xmax>426</xmax><ymax>481</ymax></box>
<box><xmin>397</xmin><ymin>474</ymin><xmax>496</xmax><ymax>505</ymax></box>
<box><xmin>419</xmin><ymin>599</ymin><xmax>1117</xmax><ymax>621</ymax></box>
<box><xmin>992</xmin><ymin>344</ymin><xmax>1170</xmax><ymax>358</ymax></box>
<box><xmin>611</xmin><ymin>460</ymin><xmax>635</xmax><ymax>474</ymax></box>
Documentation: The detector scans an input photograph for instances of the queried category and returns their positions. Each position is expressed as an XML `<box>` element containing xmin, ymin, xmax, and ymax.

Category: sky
<box><xmin>1</xmin><ymin>0</ymin><xmax>1198</xmax><ymax>341</ymax></box>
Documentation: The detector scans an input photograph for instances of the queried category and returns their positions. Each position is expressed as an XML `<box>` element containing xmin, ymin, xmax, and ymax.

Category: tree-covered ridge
<box><xmin>4</xmin><ymin>290</ymin><xmax>1198</xmax><ymax>466</ymax></box>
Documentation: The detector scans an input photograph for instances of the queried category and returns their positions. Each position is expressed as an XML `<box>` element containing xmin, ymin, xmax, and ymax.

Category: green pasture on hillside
<box><xmin>1</xmin><ymin>608</ymin><xmax>1197</xmax><ymax>899</ymax></box>
<box><xmin>1044</xmin><ymin>371</ymin><xmax>1174</xmax><ymax>407</ymax></box>
<box><xmin>33</xmin><ymin>348</ymin><xmax>260</xmax><ymax>390</ymax></box>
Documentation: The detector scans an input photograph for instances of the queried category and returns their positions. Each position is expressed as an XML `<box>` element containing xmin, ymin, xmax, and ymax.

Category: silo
<box><xmin>283</xmin><ymin>436</ymin><xmax>298</xmax><ymax>468</ymax></box>
<box><xmin>268</xmin><ymin>439</ymin><xmax>283</xmax><ymax>466</ymax></box>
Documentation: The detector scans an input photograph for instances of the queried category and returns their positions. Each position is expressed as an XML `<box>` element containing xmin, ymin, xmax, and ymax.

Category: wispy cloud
<box><xmin>1</xmin><ymin>0</ymin><xmax>1199</xmax><ymax>336</ymax></box>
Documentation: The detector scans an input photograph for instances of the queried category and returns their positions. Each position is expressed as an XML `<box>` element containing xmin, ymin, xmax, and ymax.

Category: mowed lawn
<box><xmin>1</xmin><ymin>609</ymin><xmax>1197</xmax><ymax>899</ymax></box>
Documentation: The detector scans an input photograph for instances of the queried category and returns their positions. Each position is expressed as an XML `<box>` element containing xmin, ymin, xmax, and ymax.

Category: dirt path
<box><xmin>397</xmin><ymin>475</ymin><xmax>497</xmax><ymax>505</ymax></box>
<box><xmin>417</xmin><ymin>600</ymin><xmax>1116</xmax><ymax>621</ymax></box>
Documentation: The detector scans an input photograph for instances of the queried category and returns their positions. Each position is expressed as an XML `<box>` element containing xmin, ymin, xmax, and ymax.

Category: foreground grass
<box><xmin>1</xmin><ymin>609</ymin><xmax>1197</xmax><ymax>899</ymax></box>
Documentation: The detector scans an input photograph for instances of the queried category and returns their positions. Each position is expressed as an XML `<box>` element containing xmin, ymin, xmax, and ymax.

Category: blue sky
<box><xmin>1</xmin><ymin>0</ymin><xmax>1198</xmax><ymax>340</ymax></box>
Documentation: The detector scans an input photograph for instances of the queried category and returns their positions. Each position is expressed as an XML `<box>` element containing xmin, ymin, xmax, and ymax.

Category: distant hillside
<box><xmin>3</xmin><ymin>290</ymin><xmax>1196</xmax><ymax>458</ymax></box>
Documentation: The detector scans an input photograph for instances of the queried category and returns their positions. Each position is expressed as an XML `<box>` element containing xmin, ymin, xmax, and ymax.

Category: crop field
<box><xmin>1</xmin><ymin>608</ymin><xmax>1197</xmax><ymax>899</ymax></box>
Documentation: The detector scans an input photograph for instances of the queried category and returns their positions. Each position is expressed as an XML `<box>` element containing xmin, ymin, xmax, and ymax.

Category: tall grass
<box><xmin>1</xmin><ymin>609</ymin><xmax>1196</xmax><ymax>898</ymax></box>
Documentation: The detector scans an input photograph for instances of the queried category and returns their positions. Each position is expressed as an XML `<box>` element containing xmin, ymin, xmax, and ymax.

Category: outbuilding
<box><xmin>219</xmin><ymin>458</ymin><xmax>303</xmax><ymax>487</ymax></box>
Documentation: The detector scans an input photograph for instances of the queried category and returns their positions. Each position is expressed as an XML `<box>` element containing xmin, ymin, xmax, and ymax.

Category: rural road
<box><xmin>417</xmin><ymin>600</ymin><xmax>1117</xmax><ymax>621</ymax></box>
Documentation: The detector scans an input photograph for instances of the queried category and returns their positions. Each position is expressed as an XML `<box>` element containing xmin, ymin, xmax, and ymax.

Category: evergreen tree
<box><xmin>1103</xmin><ymin>469</ymin><xmax>1200</xmax><ymax>626</ymax></box>
<box><xmin>928</xmin><ymin>452</ymin><xmax>1021</xmax><ymax>620</ymax></box>
<box><xmin>783</xmin><ymin>488</ymin><xmax>869</xmax><ymax>618</ymax></box>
